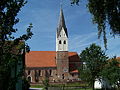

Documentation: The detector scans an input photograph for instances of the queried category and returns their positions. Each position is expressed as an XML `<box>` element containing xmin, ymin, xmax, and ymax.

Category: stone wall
<box><xmin>25</xmin><ymin>67</ymin><xmax>80</xmax><ymax>84</ymax></box>
<box><xmin>25</xmin><ymin>67</ymin><xmax>57</xmax><ymax>83</ymax></box>
<box><xmin>56</xmin><ymin>51</ymin><xmax>69</xmax><ymax>81</ymax></box>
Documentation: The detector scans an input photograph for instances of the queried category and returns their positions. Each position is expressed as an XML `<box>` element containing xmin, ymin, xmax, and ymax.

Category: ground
<box><xmin>29</xmin><ymin>88</ymin><xmax>43</xmax><ymax>90</ymax></box>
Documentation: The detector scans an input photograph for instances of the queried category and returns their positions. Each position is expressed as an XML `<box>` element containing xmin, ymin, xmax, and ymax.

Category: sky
<box><xmin>15</xmin><ymin>0</ymin><xmax>120</xmax><ymax>57</ymax></box>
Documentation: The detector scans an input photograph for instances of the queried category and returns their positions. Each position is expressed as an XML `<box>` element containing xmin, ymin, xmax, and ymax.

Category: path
<box><xmin>29</xmin><ymin>88</ymin><xmax>43</xmax><ymax>90</ymax></box>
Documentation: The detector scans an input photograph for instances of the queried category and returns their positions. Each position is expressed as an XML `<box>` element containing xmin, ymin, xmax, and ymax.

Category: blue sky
<box><xmin>15</xmin><ymin>0</ymin><xmax>120</xmax><ymax>57</ymax></box>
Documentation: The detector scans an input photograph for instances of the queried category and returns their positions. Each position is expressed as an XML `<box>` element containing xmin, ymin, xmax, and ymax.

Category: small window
<box><xmin>28</xmin><ymin>70</ymin><xmax>30</xmax><ymax>75</ymax></box>
<box><xmin>49</xmin><ymin>70</ymin><xmax>52</xmax><ymax>76</ymax></box>
<box><xmin>64</xmin><ymin>40</ymin><xmax>66</xmax><ymax>44</ymax></box>
<box><xmin>35</xmin><ymin>70</ymin><xmax>39</xmax><ymax>82</ymax></box>
<box><xmin>62</xmin><ymin>74</ymin><xmax>64</xmax><ymax>79</ymax></box>
<box><xmin>59</xmin><ymin>40</ymin><xmax>61</xmax><ymax>44</ymax></box>
<box><xmin>72</xmin><ymin>74</ymin><xmax>74</xmax><ymax>77</ymax></box>
<box><xmin>38</xmin><ymin>70</ymin><xmax>41</xmax><ymax>76</ymax></box>
<box><xmin>45</xmin><ymin>70</ymin><xmax>48</xmax><ymax>77</ymax></box>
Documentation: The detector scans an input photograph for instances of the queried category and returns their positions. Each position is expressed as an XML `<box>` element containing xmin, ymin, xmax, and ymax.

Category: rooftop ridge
<box><xmin>27</xmin><ymin>51</ymin><xmax>78</xmax><ymax>53</ymax></box>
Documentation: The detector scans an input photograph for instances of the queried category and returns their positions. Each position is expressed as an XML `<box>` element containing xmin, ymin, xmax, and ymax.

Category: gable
<box><xmin>58</xmin><ymin>27</ymin><xmax>67</xmax><ymax>38</ymax></box>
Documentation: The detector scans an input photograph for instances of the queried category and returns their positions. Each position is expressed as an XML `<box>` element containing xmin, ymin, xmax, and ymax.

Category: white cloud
<box><xmin>69</xmin><ymin>32</ymin><xmax>120</xmax><ymax>57</ymax></box>
<box><xmin>69</xmin><ymin>32</ymin><xmax>97</xmax><ymax>52</ymax></box>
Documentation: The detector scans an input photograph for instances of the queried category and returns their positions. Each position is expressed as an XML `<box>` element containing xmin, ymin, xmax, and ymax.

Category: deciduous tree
<box><xmin>71</xmin><ymin>0</ymin><xmax>120</xmax><ymax>48</ymax></box>
<box><xmin>0</xmin><ymin>0</ymin><xmax>33</xmax><ymax>90</ymax></box>
<box><xmin>101</xmin><ymin>58</ymin><xmax>120</xmax><ymax>89</ymax></box>
<box><xmin>79</xmin><ymin>43</ymin><xmax>108</xmax><ymax>90</ymax></box>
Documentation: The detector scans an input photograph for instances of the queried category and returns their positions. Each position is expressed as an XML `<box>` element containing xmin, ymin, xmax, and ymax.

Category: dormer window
<box><xmin>64</xmin><ymin>40</ymin><xmax>66</xmax><ymax>44</ymax></box>
<box><xmin>59</xmin><ymin>40</ymin><xmax>61</xmax><ymax>44</ymax></box>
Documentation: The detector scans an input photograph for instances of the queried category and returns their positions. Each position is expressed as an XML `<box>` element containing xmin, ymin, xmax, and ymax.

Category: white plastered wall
<box><xmin>56</xmin><ymin>27</ymin><xmax>68</xmax><ymax>51</ymax></box>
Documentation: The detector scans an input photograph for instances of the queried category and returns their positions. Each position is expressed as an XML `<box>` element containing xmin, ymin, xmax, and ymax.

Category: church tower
<box><xmin>56</xmin><ymin>8</ymin><xmax>69</xmax><ymax>80</ymax></box>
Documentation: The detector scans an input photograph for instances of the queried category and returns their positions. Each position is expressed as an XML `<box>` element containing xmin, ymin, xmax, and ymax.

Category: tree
<box><xmin>0</xmin><ymin>0</ymin><xmax>33</xmax><ymax>90</ymax></box>
<box><xmin>42</xmin><ymin>77</ymin><xmax>49</xmax><ymax>90</ymax></box>
<box><xmin>71</xmin><ymin>0</ymin><xmax>120</xmax><ymax>48</ymax></box>
<box><xmin>79</xmin><ymin>43</ymin><xmax>108</xmax><ymax>90</ymax></box>
<box><xmin>101</xmin><ymin>58</ymin><xmax>120</xmax><ymax>89</ymax></box>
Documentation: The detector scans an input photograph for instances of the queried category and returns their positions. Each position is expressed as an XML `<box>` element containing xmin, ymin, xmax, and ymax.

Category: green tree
<box><xmin>0</xmin><ymin>0</ymin><xmax>33</xmax><ymax>90</ymax></box>
<box><xmin>71</xmin><ymin>0</ymin><xmax>120</xmax><ymax>48</ymax></box>
<box><xmin>79</xmin><ymin>43</ymin><xmax>108</xmax><ymax>90</ymax></box>
<box><xmin>42</xmin><ymin>77</ymin><xmax>49</xmax><ymax>90</ymax></box>
<box><xmin>101</xmin><ymin>58</ymin><xmax>120</xmax><ymax>89</ymax></box>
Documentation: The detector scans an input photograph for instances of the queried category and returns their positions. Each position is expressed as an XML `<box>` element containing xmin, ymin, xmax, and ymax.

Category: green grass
<box><xmin>65</xmin><ymin>82</ymin><xmax>88</xmax><ymax>87</ymax></box>
<box><xmin>30</xmin><ymin>84</ymin><xmax>93</xmax><ymax>90</ymax></box>
<box><xmin>65</xmin><ymin>88</ymin><xmax>103</xmax><ymax>90</ymax></box>
<box><xmin>30</xmin><ymin>82</ymin><xmax>89</xmax><ymax>89</ymax></box>
<box><xmin>30</xmin><ymin>85</ymin><xmax>43</xmax><ymax>88</ymax></box>
<box><xmin>48</xmin><ymin>82</ymin><xmax>88</xmax><ymax>87</ymax></box>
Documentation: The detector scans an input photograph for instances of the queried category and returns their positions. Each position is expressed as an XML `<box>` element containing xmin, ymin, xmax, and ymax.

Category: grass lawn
<box><xmin>30</xmin><ymin>82</ymin><xmax>91</xmax><ymax>90</ymax></box>
<box><xmin>49</xmin><ymin>82</ymin><xmax>89</xmax><ymax>87</ymax></box>
<box><xmin>65</xmin><ymin>82</ymin><xmax>88</xmax><ymax>87</ymax></box>
<box><xmin>30</xmin><ymin>85</ymin><xmax>43</xmax><ymax>88</ymax></box>
<box><xmin>65</xmin><ymin>89</ymin><xmax>92</xmax><ymax>90</ymax></box>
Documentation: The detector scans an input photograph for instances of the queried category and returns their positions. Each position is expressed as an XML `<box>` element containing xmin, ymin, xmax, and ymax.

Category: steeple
<box><xmin>56</xmin><ymin>7</ymin><xmax>68</xmax><ymax>51</ymax></box>
<box><xmin>57</xmin><ymin>8</ymin><xmax>68</xmax><ymax>37</ymax></box>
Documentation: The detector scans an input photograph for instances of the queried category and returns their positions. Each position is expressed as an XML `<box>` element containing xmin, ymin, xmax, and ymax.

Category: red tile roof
<box><xmin>25</xmin><ymin>51</ymin><xmax>80</xmax><ymax>68</ymax></box>
<box><xmin>116</xmin><ymin>57</ymin><xmax>120</xmax><ymax>62</ymax></box>
<box><xmin>69</xmin><ymin>52</ymin><xmax>80</xmax><ymax>62</ymax></box>
<box><xmin>70</xmin><ymin>70</ymin><xmax>79</xmax><ymax>73</ymax></box>
<box><xmin>116</xmin><ymin>57</ymin><xmax>120</xmax><ymax>67</ymax></box>
<box><xmin>25</xmin><ymin>51</ymin><xmax>56</xmax><ymax>68</ymax></box>
<box><xmin>108</xmin><ymin>57</ymin><xmax>120</xmax><ymax>67</ymax></box>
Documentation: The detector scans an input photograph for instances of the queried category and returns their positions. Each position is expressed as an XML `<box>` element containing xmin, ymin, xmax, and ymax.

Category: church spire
<box><xmin>56</xmin><ymin>7</ymin><xmax>68</xmax><ymax>51</ymax></box>
<box><xmin>57</xmin><ymin>7</ymin><xmax>68</xmax><ymax>37</ymax></box>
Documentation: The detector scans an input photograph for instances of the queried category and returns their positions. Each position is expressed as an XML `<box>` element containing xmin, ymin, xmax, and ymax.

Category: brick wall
<box><xmin>56</xmin><ymin>51</ymin><xmax>69</xmax><ymax>81</ymax></box>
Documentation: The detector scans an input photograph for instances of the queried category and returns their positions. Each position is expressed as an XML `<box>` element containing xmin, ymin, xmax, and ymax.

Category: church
<box><xmin>25</xmin><ymin>8</ymin><xmax>81</xmax><ymax>84</ymax></box>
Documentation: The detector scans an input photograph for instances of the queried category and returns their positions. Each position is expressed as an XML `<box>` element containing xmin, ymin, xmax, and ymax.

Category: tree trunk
<box><xmin>92</xmin><ymin>80</ymin><xmax>95</xmax><ymax>90</ymax></box>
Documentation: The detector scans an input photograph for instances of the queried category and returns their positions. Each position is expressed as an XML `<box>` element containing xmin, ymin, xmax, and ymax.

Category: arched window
<box><xmin>28</xmin><ymin>76</ymin><xmax>32</xmax><ymax>82</ymax></box>
<box><xmin>62</xmin><ymin>74</ymin><xmax>64</xmax><ymax>79</ymax></box>
<box><xmin>64</xmin><ymin>40</ymin><xmax>66</xmax><ymax>44</ymax></box>
<box><xmin>38</xmin><ymin>70</ymin><xmax>41</xmax><ymax>76</ymax></box>
<box><xmin>49</xmin><ymin>70</ymin><xmax>52</xmax><ymax>76</ymax></box>
<box><xmin>59</xmin><ymin>40</ymin><xmax>61</xmax><ymax>44</ymax></box>
<box><xmin>35</xmin><ymin>70</ymin><xmax>39</xmax><ymax>82</ymax></box>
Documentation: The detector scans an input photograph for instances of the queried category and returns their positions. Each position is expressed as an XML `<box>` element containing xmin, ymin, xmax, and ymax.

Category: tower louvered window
<box><xmin>59</xmin><ymin>40</ymin><xmax>61</xmax><ymax>44</ymax></box>
<box><xmin>64</xmin><ymin>40</ymin><xmax>66</xmax><ymax>44</ymax></box>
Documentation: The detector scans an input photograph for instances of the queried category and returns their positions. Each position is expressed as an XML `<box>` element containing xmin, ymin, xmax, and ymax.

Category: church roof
<box><xmin>57</xmin><ymin>8</ymin><xmax>68</xmax><ymax>37</ymax></box>
<box><xmin>25</xmin><ymin>51</ymin><xmax>80</xmax><ymax>68</ymax></box>
<box><xmin>114</xmin><ymin>57</ymin><xmax>120</xmax><ymax>67</ymax></box>
<box><xmin>25</xmin><ymin>51</ymin><xmax>56</xmax><ymax>68</ymax></box>
<box><xmin>70</xmin><ymin>70</ymin><xmax>79</xmax><ymax>73</ymax></box>
<box><xmin>116</xmin><ymin>57</ymin><xmax>120</xmax><ymax>62</ymax></box>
